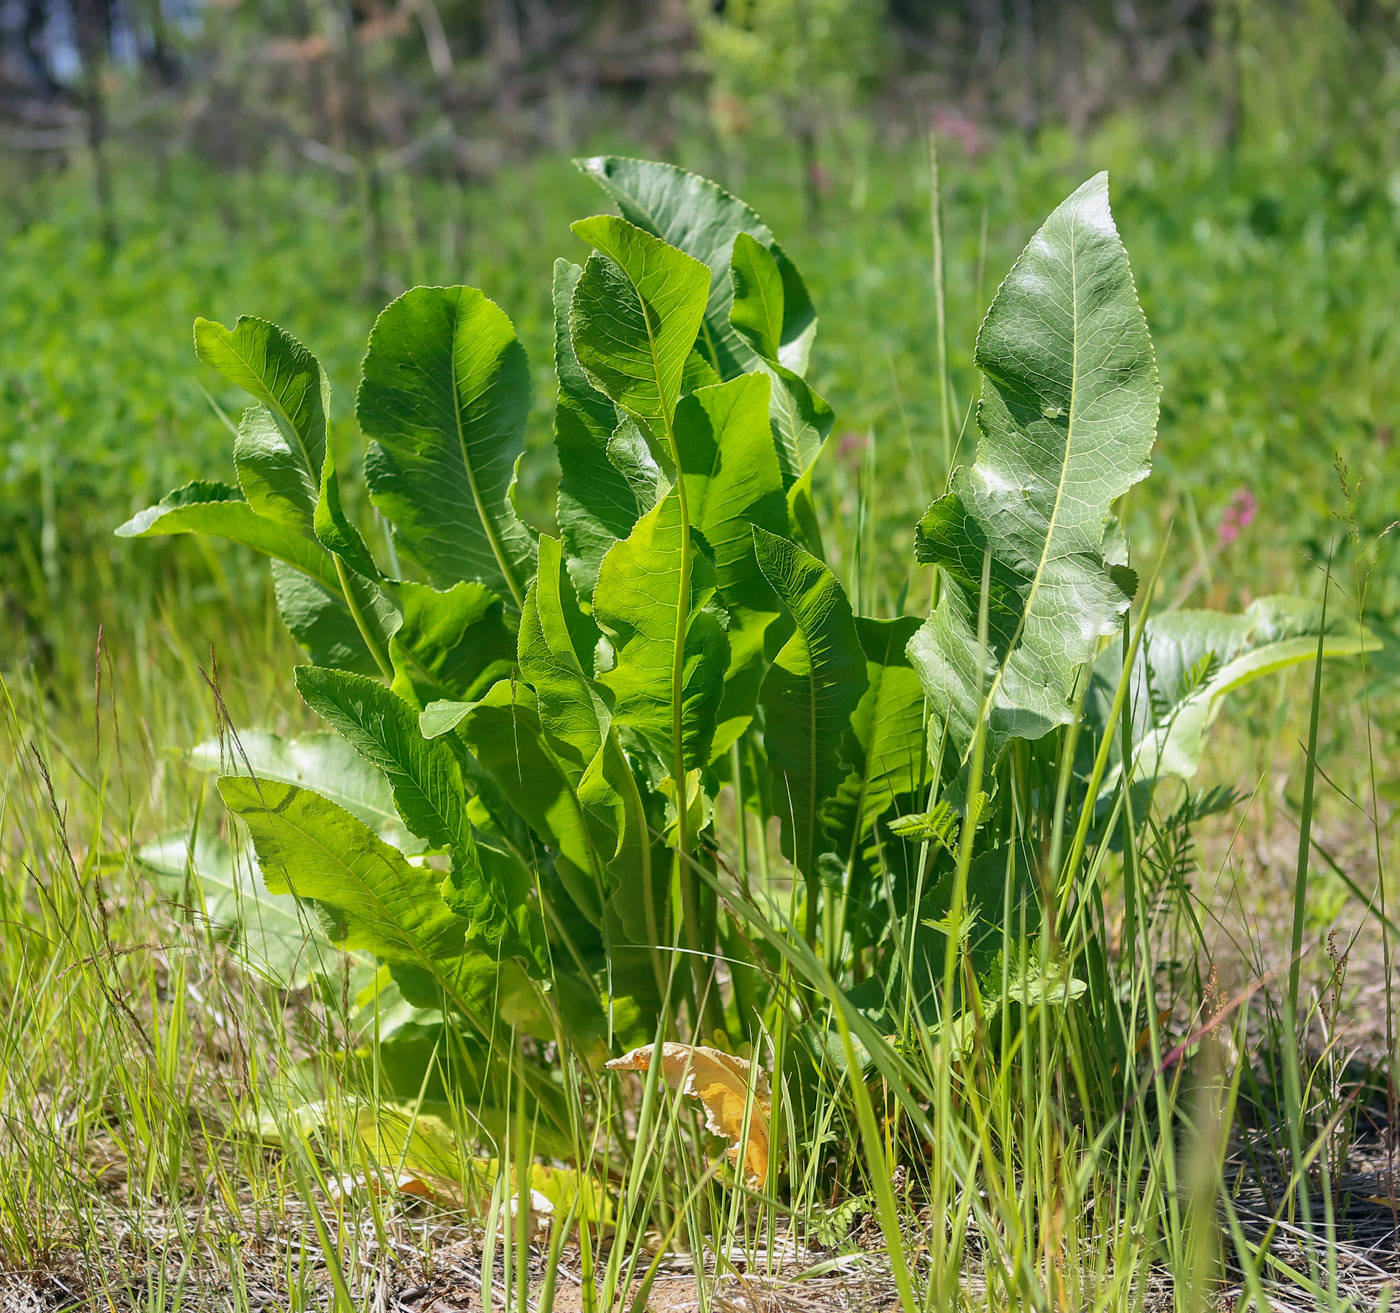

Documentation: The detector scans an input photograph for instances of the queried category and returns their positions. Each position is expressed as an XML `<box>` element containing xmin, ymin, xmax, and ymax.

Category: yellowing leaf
<box><xmin>326</xmin><ymin>1169</ymin><xmax>454</xmax><ymax>1206</ymax></box>
<box><xmin>606</xmin><ymin>1043</ymin><xmax>771</xmax><ymax>1186</ymax></box>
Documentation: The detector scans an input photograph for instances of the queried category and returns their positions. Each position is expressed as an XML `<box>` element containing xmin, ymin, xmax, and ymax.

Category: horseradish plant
<box><xmin>124</xmin><ymin>160</ymin><xmax>1356</xmax><ymax>1093</ymax></box>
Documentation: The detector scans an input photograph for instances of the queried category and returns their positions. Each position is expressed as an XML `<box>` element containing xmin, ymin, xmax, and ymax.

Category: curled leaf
<box><xmin>326</xmin><ymin>1169</ymin><xmax>453</xmax><ymax>1206</ymax></box>
<box><xmin>606</xmin><ymin>1043</ymin><xmax>770</xmax><ymax>1186</ymax></box>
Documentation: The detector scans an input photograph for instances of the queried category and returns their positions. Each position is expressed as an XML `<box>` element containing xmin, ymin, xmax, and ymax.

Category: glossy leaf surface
<box><xmin>218</xmin><ymin>777</ymin><xmax>503</xmax><ymax>1015</ymax></box>
<box><xmin>569</xmin><ymin>215</ymin><xmax>711</xmax><ymax>434</ymax></box>
<box><xmin>195</xmin><ymin>315</ymin><xmax>329</xmax><ymax>533</ymax></box>
<box><xmin>754</xmin><ymin>528</ymin><xmax>867</xmax><ymax>878</ymax></box>
<box><xmin>911</xmin><ymin>173</ymin><xmax>1158</xmax><ymax>766</ymax></box>
<box><xmin>360</xmin><ymin>286</ymin><xmax>537</xmax><ymax>606</ymax></box>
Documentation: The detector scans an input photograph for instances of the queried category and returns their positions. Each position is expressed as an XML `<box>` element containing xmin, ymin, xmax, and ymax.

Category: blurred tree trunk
<box><xmin>973</xmin><ymin>0</ymin><xmax>1005</xmax><ymax>78</ymax></box>
<box><xmin>72</xmin><ymin>0</ymin><xmax>118</xmax><ymax>253</ymax></box>
<box><xmin>140</xmin><ymin>0</ymin><xmax>180</xmax><ymax>85</ymax></box>
<box><xmin>491</xmin><ymin>0</ymin><xmax>522</xmax><ymax>115</ymax></box>
<box><xmin>1217</xmin><ymin>0</ymin><xmax>1245</xmax><ymax>151</ymax></box>
<box><xmin>19</xmin><ymin>0</ymin><xmax>59</xmax><ymax>97</ymax></box>
<box><xmin>1014</xmin><ymin>0</ymin><xmax>1038</xmax><ymax>139</ymax></box>
<box><xmin>797</xmin><ymin>122</ymin><xmax>822</xmax><ymax>231</ymax></box>
<box><xmin>338</xmin><ymin>0</ymin><xmax>388</xmax><ymax>300</ymax></box>
<box><xmin>1114</xmin><ymin>0</ymin><xmax>1143</xmax><ymax>83</ymax></box>
<box><xmin>291</xmin><ymin>0</ymin><xmax>334</xmax><ymax>148</ymax></box>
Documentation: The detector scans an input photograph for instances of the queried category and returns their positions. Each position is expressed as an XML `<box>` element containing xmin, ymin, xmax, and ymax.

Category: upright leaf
<box><xmin>607</xmin><ymin>418</ymin><xmax>668</xmax><ymax>513</ymax></box>
<box><xmin>389</xmin><ymin>581</ymin><xmax>516</xmax><ymax>709</ymax></box>
<box><xmin>518</xmin><ymin>535</ymin><xmax>608</xmax><ymax>778</ymax></box>
<box><xmin>577</xmin><ymin>157</ymin><xmax>830</xmax><ymax>545</ymax></box>
<box><xmin>910</xmin><ymin>173</ymin><xmax>1158</xmax><ymax>767</ymax></box>
<box><xmin>568</xmin><ymin>215</ymin><xmax>711</xmax><ymax>436</ymax></box>
<box><xmin>455</xmin><ymin>679</ymin><xmax>608</xmax><ymax>925</ymax></box>
<box><xmin>673</xmin><ymin>373</ymin><xmax>789</xmax><ymax>754</ymax></box>
<box><xmin>822</xmin><ymin>616</ymin><xmax>928</xmax><ymax>872</ymax></box>
<box><xmin>218</xmin><ymin>778</ymin><xmax>511</xmax><ymax>1013</ymax></box>
<box><xmin>576</xmin><ymin>156</ymin><xmax>816</xmax><ymax>378</ymax></box>
<box><xmin>551</xmin><ymin>260</ymin><xmax>643</xmax><ymax>598</ymax></box>
<box><xmin>753</xmin><ymin>529</ymin><xmax>868</xmax><ymax>879</ymax></box>
<box><xmin>520</xmin><ymin>537</ymin><xmax>659</xmax><ymax>941</ymax></box>
<box><xmin>195</xmin><ymin>316</ymin><xmax>329</xmax><ymax>533</ymax></box>
<box><xmin>728</xmin><ymin>233</ymin><xmax>786</xmax><ymax>363</ymax></box>
<box><xmin>675</xmin><ymin>375</ymin><xmax>785</xmax><ymax>613</ymax></box>
<box><xmin>359</xmin><ymin>286</ymin><xmax>537</xmax><ymax>606</ymax></box>
<box><xmin>592</xmin><ymin>493</ymin><xmax>730</xmax><ymax>777</ymax></box>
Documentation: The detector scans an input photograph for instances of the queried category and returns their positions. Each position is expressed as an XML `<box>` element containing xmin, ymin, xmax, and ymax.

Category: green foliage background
<box><xmin>4</xmin><ymin>2</ymin><xmax>1400</xmax><ymax>762</ymax></box>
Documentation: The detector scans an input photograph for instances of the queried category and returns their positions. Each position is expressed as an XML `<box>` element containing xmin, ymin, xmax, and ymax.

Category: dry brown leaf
<box><xmin>326</xmin><ymin>1169</ymin><xmax>457</xmax><ymax>1205</ymax></box>
<box><xmin>606</xmin><ymin>1043</ymin><xmax>771</xmax><ymax>1186</ymax></box>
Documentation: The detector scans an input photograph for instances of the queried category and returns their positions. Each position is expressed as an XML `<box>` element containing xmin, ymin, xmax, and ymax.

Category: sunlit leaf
<box><xmin>606</xmin><ymin>1043</ymin><xmax>771</xmax><ymax>1186</ymax></box>
<box><xmin>389</xmin><ymin>580</ymin><xmax>516</xmax><ymax>709</ymax></box>
<box><xmin>551</xmin><ymin>259</ymin><xmax>642</xmax><ymax>599</ymax></box>
<box><xmin>360</xmin><ymin>286</ymin><xmax>537</xmax><ymax>606</ymax></box>
<box><xmin>195</xmin><ymin>315</ymin><xmax>328</xmax><ymax>534</ymax></box>
<box><xmin>569</xmin><ymin>214</ymin><xmax>711</xmax><ymax>433</ymax></box>
<box><xmin>753</xmin><ymin>528</ymin><xmax>867</xmax><ymax>880</ymax></box>
<box><xmin>910</xmin><ymin>173</ymin><xmax>1157</xmax><ymax>772</ymax></box>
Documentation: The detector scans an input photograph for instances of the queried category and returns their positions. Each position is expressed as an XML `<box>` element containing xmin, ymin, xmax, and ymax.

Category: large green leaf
<box><xmin>1090</xmin><ymin>596</ymin><xmax>1376</xmax><ymax>785</ymax></box>
<box><xmin>195</xmin><ymin>316</ymin><xmax>329</xmax><ymax>534</ymax></box>
<box><xmin>189</xmin><ymin>729</ymin><xmax>397</xmax><ymax>833</ymax></box>
<box><xmin>116</xmin><ymin>482</ymin><xmax>340</xmax><ymax>592</ymax></box>
<box><xmin>519</xmin><ymin>537</ymin><xmax>660</xmax><ymax>942</ymax></box>
<box><xmin>822</xmin><ymin>616</ymin><xmax>929</xmax><ymax>873</ymax></box>
<box><xmin>673</xmin><ymin>372</ymin><xmax>789</xmax><ymax>754</ymax></box>
<box><xmin>753</xmin><ymin>528</ymin><xmax>868</xmax><ymax>879</ymax></box>
<box><xmin>218</xmin><ymin>777</ymin><xmax>509</xmax><ymax>1016</ymax></box>
<box><xmin>591</xmin><ymin>491</ymin><xmax>730</xmax><ymax>777</ymax></box>
<box><xmin>576</xmin><ymin>156</ymin><xmax>816</xmax><ymax>378</ymax></box>
<box><xmin>568</xmin><ymin>215</ymin><xmax>711</xmax><ymax>436</ymax></box>
<box><xmin>576</xmin><ymin>157</ymin><xmax>830</xmax><ymax>545</ymax></box>
<box><xmin>551</xmin><ymin>260</ymin><xmax>643</xmax><ymax>599</ymax></box>
<box><xmin>389</xmin><ymin>581</ymin><xmax>516</xmax><ymax>709</ymax></box>
<box><xmin>726</xmin><ymin>232</ymin><xmax>832</xmax><ymax>507</ymax></box>
<box><xmin>518</xmin><ymin>534</ymin><xmax>608</xmax><ymax>778</ymax></box>
<box><xmin>294</xmin><ymin>666</ymin><xmax>474</xmax><ymax>856</ymax></box>
<box><xmin>675</xmin><ymin>374</ymin><xmax>786</xmax><ymax>614</ymax></box>
<box><xmin>138</xmin><ymin>831</ymin><xmax>335</xmax><ymax>987</ymax></box>
<box><xmin>728</xmin><ymin>232</ymin><xmax>787</xmax><ymax>364</ymax></box>
<box><xmin>454</xmin><ymin>679</ymin><xmax>608</xmax><ymax>925</ymax></box>
<box><xmin>910</xmin><ymin>173</ymin><xmax>1158</xmax><ymax>767</ymax></box>
<box><xmin>270</xmin><ymin>560</ymin><xmax>399</xmax><ymax>677</ymax></box>
<box><xmin>359</xmin><ymin>286</ymin><xmax>537</xmax><ymax>607</ymax></box>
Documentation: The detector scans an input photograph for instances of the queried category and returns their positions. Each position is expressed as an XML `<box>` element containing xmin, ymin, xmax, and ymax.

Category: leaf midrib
<box><xmin>449</xmin><ymin>293</ymin><xmax>525</xmax><ymax>608</ymax></box>
<box><xmin>971</xmin><ymin>213</ymin><xmax>1085</xmax><ymax>750</ymax></box>
<box><xmin>224</xmin><ymin>328</ymin><xmax>321</xmax><ymax>486</ymax></box>
<box><xmin>249</xmin><ymin>787</ymin><xmax>473</xmax><ymax>1012</ymax></box>
<box><xmin>614</xmin><ymin>248</ymin><xmax>693</xmax><ymax>794</ymax></box>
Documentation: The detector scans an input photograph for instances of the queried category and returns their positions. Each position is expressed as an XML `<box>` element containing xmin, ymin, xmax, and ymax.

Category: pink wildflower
<box><xmin>1217</xmin><ymin>487</ymin><xmax>1257</xmax><ymax>547</ymax></box>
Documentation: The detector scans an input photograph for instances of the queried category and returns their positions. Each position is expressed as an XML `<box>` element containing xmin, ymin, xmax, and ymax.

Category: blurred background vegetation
<box><xmin>4</xmin><ymin>0</ymin><xmax>1400</xmax><ymax>712</ymax></box>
